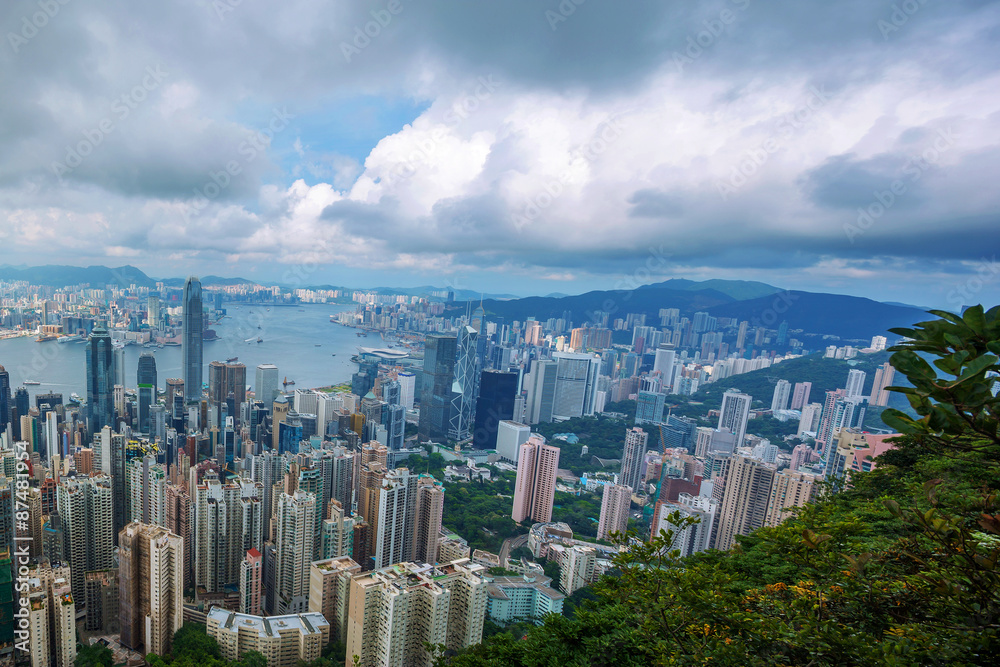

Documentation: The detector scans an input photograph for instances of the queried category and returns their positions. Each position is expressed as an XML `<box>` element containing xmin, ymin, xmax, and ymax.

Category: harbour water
<box><xmin>0</xmin><ymin>303</ymin><xmax>368</xmax><ymax>402</ymax></box>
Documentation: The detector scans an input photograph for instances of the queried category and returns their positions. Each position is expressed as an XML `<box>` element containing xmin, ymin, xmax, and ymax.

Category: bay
<box><xmin>0</xmin><ymin>303</ymin><xmax>368</xmax><ymax>403</ymax></box>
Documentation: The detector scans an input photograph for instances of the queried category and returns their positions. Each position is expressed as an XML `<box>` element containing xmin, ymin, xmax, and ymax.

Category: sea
<box><xmin>0</xmin><ymin>303</ymin><xmax>369</xmax><ymax>403</ymax></box>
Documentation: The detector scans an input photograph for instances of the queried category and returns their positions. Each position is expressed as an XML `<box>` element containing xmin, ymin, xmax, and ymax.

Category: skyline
<box><xmin>1</xmin><ymin>1</ymin><xmax>998</xmax><ymax>307</ymax></box>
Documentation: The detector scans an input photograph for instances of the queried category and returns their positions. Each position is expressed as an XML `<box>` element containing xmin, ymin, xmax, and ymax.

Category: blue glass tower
<box><xmin>137</xmin><ymin>352</ymin><xmax>157</xmax><ymax>433</ymax></box>
<box><xmin>85</xmin><ymin>322</ymin><xmax>116</xmax><ymax>435</ymax></box>
<box><xmin>182</xmin><ymin>276</ymin><xmax>203</xmax><ymax>403</ymax></box>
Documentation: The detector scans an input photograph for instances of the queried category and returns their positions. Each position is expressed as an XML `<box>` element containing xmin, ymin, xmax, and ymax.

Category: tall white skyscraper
<box><xmin>845</xmin><ymin>369</ymin><xmax>866</xmax><ymax>399</ymax></box>
<box><xmin>770</xmin><ymin>380</ymin><xmax>791</xmax><ymax>413</ymax></box>
<box><xmin>255</xmin><ymin>364</ymin><xmax>279</xmax><ymax>411</ymax></box>
<box><xmin>551</xmin><ymin>352</ymin><xmax>602</xmax><ymax>420</ymax></box>
<box><xmin>718</xmin><ymin>390</ymin><xmax>752</xmax><ymax>447</ymax></box>
<box><xmin>620</xmin><ymin>427</ymin><xmax>649</xmax><ymax>493</ymax></box>
<box><xmin>653</xmin><ymin>343</ymin><xmax>677</xmax><ymax>391</ymax></box>
<box><xmin>275</xmin><ymin>490</ymin><xmax>318</xmax><ymax>614</ymax></box>
<box><xmin>596</xmin><ymin>483</ymin><xmax>631</xmax><ymax>541</ymax></box>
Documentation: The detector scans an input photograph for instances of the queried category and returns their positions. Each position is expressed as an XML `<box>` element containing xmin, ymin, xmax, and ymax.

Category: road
<box><xmin>500</xmin><ymin>533</ymin><xmax>529</xmax><ymax>567</ymax></box>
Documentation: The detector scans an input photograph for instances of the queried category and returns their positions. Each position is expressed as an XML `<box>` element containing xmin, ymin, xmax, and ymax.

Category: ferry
<box><xmin>256</xmin><ymin>337</ymin><xmax>263</xmax><ymax>343</ymax></box>
<box><xmin>23</xmin><ymin>380</ymin><xmax>41</xmax><ymax>386</ymax></box>
<box><xmin>57</xmin><ymin>335</ymin><xmax>80</xmax><ymax>344</ymax></box>
<box><xmin>226</xmin><ymin>356</ymin><xmax>239</xmax><ymax>363</ymax></box>
<box><xmin>70</xmin><ymin>393</ymin><xmax>82</xmax><ymax>402</ymax></box>
<box><xmin>35</xmin><ymin>334</ymin><xmax>57</xmax><ymax>342</ymax></box>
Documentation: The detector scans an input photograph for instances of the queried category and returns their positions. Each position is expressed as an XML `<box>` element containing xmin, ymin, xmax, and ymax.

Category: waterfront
<box><xmin>0</xmin><ymin>303</ymin><xmax>370</xmax><ymax>402</ymax></box>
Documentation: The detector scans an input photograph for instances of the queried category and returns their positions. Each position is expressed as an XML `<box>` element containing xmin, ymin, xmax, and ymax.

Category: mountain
<box><xmin>637</xmin><ymin>278</ymin><xmax>783</xmax><ymax>301</ymax></box>
<box><xmin>0</xmin><ymin>264</ymin><xmax>156</xmax><ymax>287</ymax></box>
<box><xmin>456</xmin><ymin>286</ymin><xmax>927</xmax><ymax>341</ymax></box>
<box><xmin>370</xmin><ymin>286</ymin><xmax>522</xmax><ymax>301</ymax></box>
<box><xmin>705</xmin><ymin>290</ymin><xmax>928</xmax><ymax>341</ymax></box>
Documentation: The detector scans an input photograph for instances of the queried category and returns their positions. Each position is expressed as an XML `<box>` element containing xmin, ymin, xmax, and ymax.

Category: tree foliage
<box><xmin>437</xmin><ymin>307</ymin><xmax>1000</xmax><ymax>666</ymax></box>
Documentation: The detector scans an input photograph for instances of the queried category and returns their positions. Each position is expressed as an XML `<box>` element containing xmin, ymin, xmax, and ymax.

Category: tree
<box><xmin>75</xmin><ymin>643</ymin><xmax>114</xmax><ymax>667</ymax></box>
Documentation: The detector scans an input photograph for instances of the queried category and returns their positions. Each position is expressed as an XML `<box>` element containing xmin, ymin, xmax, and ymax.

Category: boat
<box><xmin>57</xmin><ymin>335</ymin><xmax>79</xmax><ymax>344</ymax></box>
<box><xmin>283</xmin><ymin>376</ymin><xmax>295</xmax><ymax>386</ymax></box>
<box><xmin>314</xmin><ymin>344</ymin><xmax>321</xmax><ymax>347</ymax></box>
<box><xmin>331</xmin><ymin>353</ymin><xmax>336</xmax><ymax>356</ymax></box>
<box><xmin>35</xmin><ymin>334</ymin><xmax>57</xmax><ymax>342</ymax></box>
<box><xmin>226</xmin><ymin>356</ymin><xmax>239</xmax><ymax>363</ymax></box>
<box><xmin>70</xmin><ymin>393</ymin><xmax>81</xmax><ymax>402</ymax></box>
<box><xmin>23</xmin><ymin>380</ymin><xmax>40</xmax><ymax>386</ymax></box>
<box><xmin>256</xmin><ymin>337</ymin><xmax>263</xmax><ymax>343</ymax></box>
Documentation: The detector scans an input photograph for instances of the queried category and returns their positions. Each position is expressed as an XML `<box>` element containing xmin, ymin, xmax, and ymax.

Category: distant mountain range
<box><xmin>450</xmin><ymin>278</ymin><xmax>929</xmax><ymax>341</ymax></box>
<box><xmin>0</xmin><ymin>265</ymin><xmax>929</xmax><ymax>339</ymax></box>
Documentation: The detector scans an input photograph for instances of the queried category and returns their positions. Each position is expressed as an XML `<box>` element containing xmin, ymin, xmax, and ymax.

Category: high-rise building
<box><xmin>449</xmin><ymin>325</ymin><xmax>480</xmax><ymax>441</ymax></box>
<box><xmin>0</xmin><ymin>365</ymin><xmax>9</xmax><ymax>437</ymax></box>
<box><xmin>85</xmin><ymin>323</ymin><xmax>116</xmax><ymax>436</ymax></box>
<box><xmin>525</xmin><ymin>359</ymin><xmax>557</xmax><ymax>425</ymax></box>
<box><xmin>412</xmin><ymin>475</ymin><xmax>444</xmax><ymax>564</ymax></box>
<box><xmin>869</xmin><ymin>362</ymin><xmax>895</xmax><ymax>407</ymax></box>
<box><xmin>274</xmin><ymin>490</ymin><xmax>317</xmax><ymax>614</ymax></box>
<box><xmin>559</xmin><ymin>545</ymin><xmax>597</xmax><ymax>595</ymax></box>
<box><xmin>770</xmin><ymin>379</ymin><xmax>791</xmax><ymax>413</ymax></box>
<box><xmin>345</xmin><ymin>560</ymin><xmax>488</xmax><ymax>667</ymax></box>
<box><xmin>790</xmin><ymin>381</ymin><xmax>812</xmax><ymax>410</ymax></box>
<box><xmin>136</xmin><ymin>352</ymin><xmax>157</xmax><ymax>434</ymax></box>
<box><xmin>209</xmin><ymin>361</ymin><xmax>247</xmax><ymax>427</ymax></box>
<box><xmin>596</xmin><ymin>483</ymin><xmax>631</xmax><ymax>541</ymax></box>
<box><xmin>255</xmin><ymin>364</ymin><xmax>279</xmax><ymax>411</ymax></box>
<box><xmin>309</xmin><ymin>556</ymin><xmax>361</xmax><ymax>644</ymax></box>
<box><xmin>652</xmin><ymin>344</ymin><xmax>676</xmax><ymax>391</ymax></box>
<box><xmin>182</xmin><ymin>276</ymin><xmax>204</xmax><ymax>403</ymax></box>
<box><xmin>208</xmin><ymin>608</ymin><xmax>329</xmax><ymax>667</ymax></box>
<box><xmin>650</xmin><ymin>492</ymin><xmax>717</xmax><ymax>558</ymax></box>
<box><xmin>118</xmin><ymin>522</ymin><xmax>184</xmax><ymax>656</ymax></box>
<box><xmin>797</xmin><ymin>402</ymin><xmax>822</xmax><ymax>436</ymax></box>
<box><xmin>512</xmin><ymin>435</ymin><xmax>560</xmax><ymax>524</ymax></box>
<box><xmin>240</xmin><ymin>548</ymin><xmax>263</xmax><ymax>616</ymax></box>
<box><xmin>58</xmin><ymin>475</ymin><xmax>114</xmax><ymax>605</ymax></box>
<box><xmin>551</xmin><ymin>352</ymin><xmax>601</xmax><ymax>420</ymax></box>
<box><xmin>192</xmin><ymin>475</ymin><xmax>263</xmax><ymax>594</ymax></box>
<box><xmin>147</xmin><ymin>294</ymin><xmax>161</xmax><ymax>329</ymax></box>
<box><xmin>845</xmin><ymin>369</ymin><xmax>866</xmax><ymax>399</ymax></box>
<box><xmin>718</xmin><ymin>390</ymin><xmax>752</xmax><ymax>448</ymax></box>
<box><xmin>397</xmin><ymin>371</ymin><xmax>416</xmax><ymax>410</ymax></box>
<box><xmin>713</xmin><ymin>456</ymin><xmax>776</xmax><ymax>551</ymax></box>
<box><xmin>765</xmin><ymin>470</ymin><xmax>817</xmax><ymax>527</ymax></box>
<box><xmin>472</xmin><ymin>370</ymin><xmax>518</xmax><ymax>450</ymax></box>
<box><xmin>634</xmin><ymin>390</ymin><xmax>666</xmax><ymax>424</ymax></box>
<box><xmin>418</xmin><ymin>334</ymin><xmax>457</xmax><ymax>442</ymax></box>
<box><xmin>620</xmin><ymin>427</ymin><xmax>649</xmax><ymax>493</ymax></box>
<box><xmin>495</xmin><ymin>421</ymin><xmax>530</xmax><ymax>463</ymax></box>
<box><xmin>736</xmin><ymin>320</ymin><xmax>749</xmax><ymax>350</ymax></box>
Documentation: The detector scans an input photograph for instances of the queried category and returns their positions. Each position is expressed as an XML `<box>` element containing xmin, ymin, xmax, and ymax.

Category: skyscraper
<box><xmin>635</xmin><ymin>390</ymin><xmax>666</xmax><ymax>424</ymax></box>
<box><xmin>718</xmin><ymin>390</ymin><xmax>752</xmax><ymax>448</ymax></box>
<box><xmin>182</xmin><ymin>276</ymin><xmax>204</xmax><ymax>403</ymax></box>
<box><xmin>137</xmin><ymin>352</ymin><xmax>157</xmax><ymax>434</ymax></box>
<box><xmin>714</xmin><ymin>455</ymin><xmax>776</xmax><ymax>551</ymax></box>
<box><xmin>620</xmin><ymin>427</ymin><xmax>649</xmax><ymax>493</ymax></box>
<box><xmin>209</xmin><ymin>361</ymin><xmax>247</xmax><ymax>427</ymax></box>
<box><xmin>240</xmin><ymin>548</ymin><xmax>263</xmax><ymax>616</ymax></box>
<box><xmin>472</xmin><ymin>370</ymin><xmax>518</xmax><ymax>449</ymax></box>
<box><xmin>275</xmin><ymin>490</ymin><xmax>318</xmax><ymax>614</ymax></box>
<box><xmin>418</xmin><ymin>334</ymin><xmax>457</xmax><ymax>442</ymax></box>
<box><xmin>652</xmin><ymin>343</ymin><xmax>676</xmax><ymax>391</ymax></box>
<box><xmin>512</xmin><ymin>435</ymin><xmax>560</xmax><ymax>524</ymax></box>
<box><xmin>596</xmin><ymin>483</ymin><xmax>631</xmax><ymax>541</ymax></box>
<box><xmin>85</xmin><ymin>322</ymin><xmax>116</xmax><ymax>436</ymax></box>
<box><xmin>0</xmin><ymin>365</ymin><xmax>9</xmax><ymax>436</ymax></box>
<box><xmin>450</xmin><ymin>325</ymin><xmax>480</xmax><ymax>441</ymax></box>
<box><xmin>255</xmin><ymin>364</ymin><xmax>279</xmax><ymax>411</ymax></box>
<box><xmin>118</xmin><ymin>522</ymin><xmax>184</xmax><ymax>656</ymax></box>
<box><xmin>845</xmin><ymin>369</ymin><xmax>866</xmax><ymax>399</ymax></box>
<box><xmin>525</xmin><ymin>359</ymin><xmax>557</xmax><ymax>425</ymax></box>
<box><xmin>551</xmin><ymin>352</ymin><xmax>601</xmax><ymax>420</ymax></box>
<box><xmin>869</xmin><ymin>362</ymin><xmax>895</xmax><ymax>407</ymax></box>
<box><xmin>790</xmin><ymin>381</ymin><xmax>812</xmax><ymax>410</ymax></box>
<box><xmin>770</xmin><ymin>379</ymin><xmax>791</xmax><ymax>413</ymax></box>
<box><xmin>309</xmin><ymin>556</ymin><xmax>361</xmax><ymax>645</ymax></box>
<box><xmin>58</xmin><ymin>476</ymin><xmax>114</xmax><ymax>605</ymax></box>
<box><xmin>412</xmin><ymin>475</ymin><xmax>444</xmax><ymax>564</ymax></box>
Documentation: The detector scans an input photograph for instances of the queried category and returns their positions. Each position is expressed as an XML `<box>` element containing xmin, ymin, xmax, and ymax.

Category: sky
<box><xmin>1</xmin><ymin>0</ymin><xmax>999</xmax><ymax>309</ymax></box>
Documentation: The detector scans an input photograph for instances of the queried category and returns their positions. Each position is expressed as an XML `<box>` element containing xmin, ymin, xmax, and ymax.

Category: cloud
<box><xmin>0</xmin><ymin>0</ymin><xmax>999</xmax><ymax>307</ymax></box>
